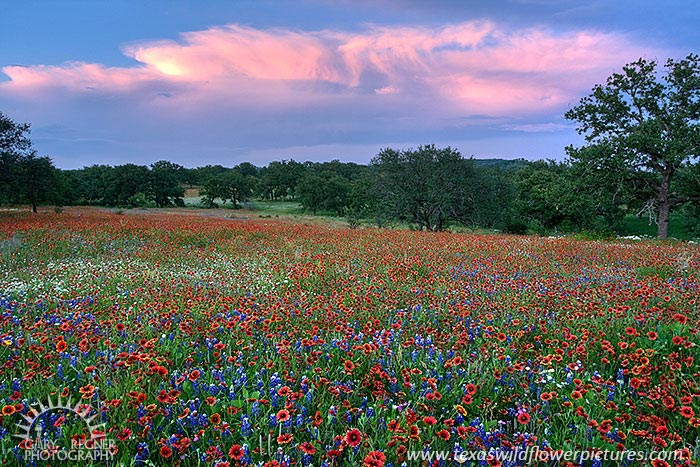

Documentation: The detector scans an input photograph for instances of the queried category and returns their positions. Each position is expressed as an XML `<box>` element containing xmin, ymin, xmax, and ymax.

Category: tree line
<box><xmin>1</xmin><ymin>54</ymin><xmax>699</xmax><ymax>239</ymax></box>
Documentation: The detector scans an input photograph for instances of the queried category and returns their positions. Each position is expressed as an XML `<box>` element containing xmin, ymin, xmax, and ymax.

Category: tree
<box><xmin>296</xmin><ymin>172</ymin><xmax>351</xmax><ymax>216</ymax></box>
<box><xmin>472</xmin><ymin>166</ymin><xmax>519</xmax><ymax>231</ymax></box>
<box><xmin>18</xmin><ymin>155</ymin><xmax>58</xmax><ymax>212</ymax></box>
<box><xmin>0</xmin><ymin>112</ymin><xmax>58</xmax><ymax>212</ymax></box>
<box><xmin>105</xmin><ymin>164</ymin><xmax>151</xmax><ymax>207</ymax></box>
<box><xmin>565</xmin><ymin>54</ymin><xmax>700</xmax><ymax>239</ymax></box>
<box><xmin>200</xmin><ymin>169</ymin><xmax>252</xmax><ymax>208</ymax></box>
<box><xmin>371</xmin><ymin>145</ymin><xmax>478</xmax><ymax>231</ymax></box>
<box><xmin>258</xmin><ymin>160</ymin><xmax>306</xmax><ymax>200</ymax></box>
<box><xmin>149</xmin><ymin>160</ymin><xmax>185</xmax><ymax>207</ymax></box>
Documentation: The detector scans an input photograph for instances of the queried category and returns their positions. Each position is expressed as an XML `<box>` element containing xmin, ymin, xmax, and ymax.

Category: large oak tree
<box><xmin>565</xmin><ymin>54</ymin><xmax>700</xmax><ymax>239</ymax></box>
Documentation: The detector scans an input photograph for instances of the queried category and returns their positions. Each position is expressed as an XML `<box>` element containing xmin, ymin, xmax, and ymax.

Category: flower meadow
<box><xmin>0</xmin><ymin>209</ymin><xmax>699</xmax><ymax>467</ymax></box>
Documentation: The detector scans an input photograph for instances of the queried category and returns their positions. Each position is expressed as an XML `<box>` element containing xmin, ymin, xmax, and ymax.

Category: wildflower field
<box><xmin>0</xmin><ymin>209</ymin><xmax>699</xmax><ymax>466</ymax></box>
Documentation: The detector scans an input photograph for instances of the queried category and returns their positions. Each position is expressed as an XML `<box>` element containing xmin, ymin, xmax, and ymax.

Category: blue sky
<box><xmin>0</xmin><ymin>0</ymin><xmax>698</xmax><ymax>168</ymax></box>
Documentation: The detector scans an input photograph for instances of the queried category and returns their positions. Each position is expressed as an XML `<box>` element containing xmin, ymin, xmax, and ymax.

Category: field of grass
<box><xmin>619</xmin><ymin>214</ymin><xmax>695</xmax><ymax>240</ymax></box>
<box><xmin>0</xmin><ymin>208</ymin><xmax>699</xmax><ymax>466</ymax></box>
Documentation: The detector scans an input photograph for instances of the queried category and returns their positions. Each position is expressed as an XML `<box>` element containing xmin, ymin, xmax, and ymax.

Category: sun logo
<box><xmin>13</xmin><ymin>394</ymin><xmax>106</xmax><ymax>445</ymax></box>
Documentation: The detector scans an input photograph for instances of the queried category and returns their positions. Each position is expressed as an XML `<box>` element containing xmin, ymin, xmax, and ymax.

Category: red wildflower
<box><xmin>298</xmin><ymin>442</ymin><xmax>316</xmax><ymax>455</ymax></box>
<box><xmin>345</xmin><ymin>428</ymin><xmax>362</xmax><ymax>447</ymax></box>
<box><xmin>160</xmin><ymin>446</ymin><xmax>172</xmax><ymax>458</ymax></box>
<box><xmin>517</xmin><ymin>412</ymin><xmax>531</xmax><ymax>424</ymax></box>
<box><xmin>228</xmin><ymin>444</ymin><xmax>244</xmax><ymax>460</ymax></box>
<box><xmin>363</xmin><ymin>450</ymin><xmax>386</xmax><ymax>467</ymax></box>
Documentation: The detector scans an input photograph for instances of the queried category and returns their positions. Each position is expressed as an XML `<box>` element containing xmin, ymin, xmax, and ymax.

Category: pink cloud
<box><xmin>0</xmin><ymin>21</ymin><xmax>663</xmax><ymax>117</ymax></box>
<box><xmin>2</xmin><ymin>62</ymin><xmax>155</xmax><ymax>92</ymax></box>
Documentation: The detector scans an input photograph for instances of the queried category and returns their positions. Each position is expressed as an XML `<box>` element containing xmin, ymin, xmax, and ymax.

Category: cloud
<box><xmin>0</xmin><ymin>20</ymin><xmax>666</xmax><ymax>166</ymax></box>
<box><xmin>502</xmin><ymin>123</ymin><xmax>571</xmax><ymax>132</ymax></box>
<box><xmin>1</xmin><ymin>21</ymin><xmax>660</xmax><ymax>114</ymax></box>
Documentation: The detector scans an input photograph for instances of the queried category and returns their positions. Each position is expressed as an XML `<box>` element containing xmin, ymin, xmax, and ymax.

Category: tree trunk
<box><xmin>657</xmin><ymin>171</ymin><xmax>672</xmax><ymax>240</ymax></box>
<box><xmin>31</xmin><ymin>203</ymin><xmax>37</xmax><ymax>213</ymax></box>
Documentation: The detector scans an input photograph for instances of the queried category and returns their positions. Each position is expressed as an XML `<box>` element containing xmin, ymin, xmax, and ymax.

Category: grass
<box><xmin>618</xmin><ymin>213</ymin><xmax>696</xmax><ymax>240</ymax></box>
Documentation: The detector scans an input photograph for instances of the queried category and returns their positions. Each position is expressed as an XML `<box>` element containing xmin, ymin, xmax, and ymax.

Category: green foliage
<box><xmin>150</xmin><ymin>161</ymin><xmax>186</xmax><ymax>207</ymax></box>
<box><xmin>371</xmin><ymin>145</ymin><xmax>482</xmax><ymax>231</ymax></box>
<box><xmin>296</xmin><ymin>173</ymin><xmax>351</xmax><ymax>216</ymax></box>
<box><xmin>0</xmin><ymin>112</ymin><xmax>59</xmax><ymax>212</ymax></box>
<box><xmin>258</xmin><ymin>160</ymin><xmax>306</xmax><ymax>200</ymax></box>
<box><xmin>565</xmin><ymin>54</ymin><xmax>700</xmax><ymax>239</ymax></box>
<box><xmin>514</xmin><ymin>160</ymin><xmax>622</xmax><ymax>233</ymax></box>
<box><xmin>200</xmin><ymin>165</ymin><xmax>254</xmax><ymax>208</ymax></box>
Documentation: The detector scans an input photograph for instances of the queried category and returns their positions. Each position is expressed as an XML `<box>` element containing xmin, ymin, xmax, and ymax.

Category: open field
<box><xmin>0</xmin><ymin>208</ymin><xmax>699</xmax><ymax>466</ymax></box>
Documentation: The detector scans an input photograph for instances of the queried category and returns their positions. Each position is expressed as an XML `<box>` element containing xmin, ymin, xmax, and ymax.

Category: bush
<box><xmin>503</xmin><ymin>218</ymin><xmax>527</xmax><ymax>235</ymax></box>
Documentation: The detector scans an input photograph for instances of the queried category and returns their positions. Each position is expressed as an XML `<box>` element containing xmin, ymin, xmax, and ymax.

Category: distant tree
<box><xmin>296</xmin><ymin>174</ymin><xmax>327</xmax><ymax>214</ymax></box>
<box><xmin>105</xmin><ymin>164</ymin><xmax>151</xmax><ymax>207</ymax></box>
<box><xmin>297</xmin><ymin>173</ymin><xmax>351</xmax><ymax>216</ymax></box>
<box><xmin>0</xmin><ymin>112</ymin><xmax>58</xmax><ymax>212</ymax></box>
<box><xmin>471</xmin><ymin>166</ymin><xmax>519</xmax><ymax>230</ymax></box>
<box><xmin>514</xmin><ymin>160</ymin><xmax>627</xmax><ymax>234</ymax></box>
<box><xmin>192</xmin><ymin>165</ymin><xmax>229</xmax><ymax>186</ymax></box>
<box><xmin>371</xmin><ymin>145</ymin><xmax>479</xmax><ymax>231</ymax></box>
<box><xmin>346</xmin><ymin>172</ymin><xmax>384</xmax><ymax>227</ymax></box>
<box><xmin>200</xmin><ymin>169</ymin><xmax>251</xmax><ymax>208</ymax></box>
<box><xmin>234</xmin><ymin>163</ymin><xmax>260</xmax><ymax>201</ymax></box>
<box><xmin>18</xmin><ymin>155</ymin><xmax>58</xmax><ymax>212</ymax></box>
<box><xmin>565</xmin><ymin>54</ymin><xmax>700</xmax><ymax>239</ymax></box>
<box><xmin>54</xmin><ymin>169</ymin><xmax>83</xmax><ymax>206</ymax></box>
<box><xmin>74</xmin><ymin>165</ymin><xmax>113</xmax><ymax>205</ymax></box>
<box><xmin>259</xmin><ymin>160</ymin><xmax>306</xmax><ymax>200</ymax></box>
<box><xmin>150</xmin><ymin>160</ymin><xmax>185</xmax><ymax>207</ymax></box>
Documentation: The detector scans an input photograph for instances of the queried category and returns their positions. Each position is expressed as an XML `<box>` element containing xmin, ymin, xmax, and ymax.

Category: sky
<box><xmin>0</xmin><ymin>0</ymin><xmax>698</xmax><ymax>169</ymax></box>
